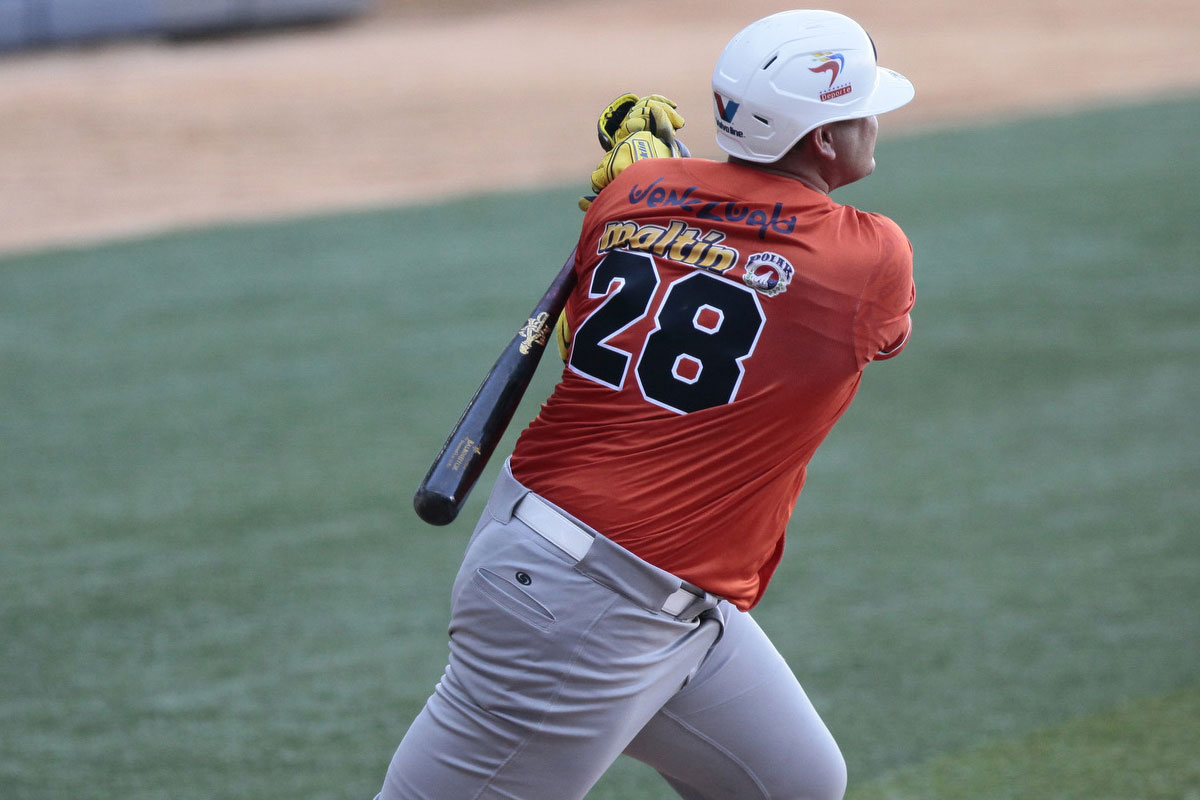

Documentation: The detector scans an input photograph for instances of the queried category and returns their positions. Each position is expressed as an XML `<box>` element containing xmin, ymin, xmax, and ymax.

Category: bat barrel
<box><xmin>412</xmin><ymin>250</ymin><xmax>577</xmax><ymax>526</ymax></box>
<box><xmin>412</xmin><ymin>356</ymin><xmax>520</xmax><ymax>525</ymax></box>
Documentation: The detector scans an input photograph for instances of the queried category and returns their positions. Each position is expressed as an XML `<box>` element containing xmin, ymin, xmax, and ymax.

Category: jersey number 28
<box><xmin>568</xmin><ymin>250</ymin><xmax>766</xmax><ymax>414</ymax></box>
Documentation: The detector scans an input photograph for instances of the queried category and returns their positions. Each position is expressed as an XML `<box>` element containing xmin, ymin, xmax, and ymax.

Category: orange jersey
<box><xmin>510</xmin><ymin>157</ymin><xmax>914</xmax><ymax>609</ymax></box>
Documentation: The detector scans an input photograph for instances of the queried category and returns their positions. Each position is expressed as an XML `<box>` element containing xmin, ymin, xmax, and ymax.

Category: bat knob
<box><xmin>413</xmin><ymin>488</ymin><xmax>458</xmax><ymax>526</ymax></box>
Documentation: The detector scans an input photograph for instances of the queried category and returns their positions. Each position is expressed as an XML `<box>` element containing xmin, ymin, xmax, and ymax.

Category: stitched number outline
<box><xmin>569</xmin><ymin>250</ymin><xmax>765</xmax><ymax>414</ymax></box>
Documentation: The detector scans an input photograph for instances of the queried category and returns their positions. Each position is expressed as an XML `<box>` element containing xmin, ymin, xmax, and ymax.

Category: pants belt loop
<box><xmin>512</xmin><ymin>493</ymin><xmax>707</xmax><ymax>619</ymax></box>
<box><xmin>513</xmin><ymin>494</ymin><xmax>594</xmax><ymax>561</ymax></box>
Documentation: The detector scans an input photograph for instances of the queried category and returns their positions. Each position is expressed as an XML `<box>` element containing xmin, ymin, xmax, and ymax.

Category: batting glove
<box><xmin>596</xmin><ymin>93</ymin><xmax>641</xmax><ymax>151</ymax></box>
<box><xmin>615</xmin><ymin>94</ymin><xmax>686</xmax><ymax>149</ymax></box>
<box><xmin>596</xmin><ymin>93</ymin><xmax>685</xmax><ymax>151</ymax></box>
<box><xmin>553</xmin><ymin>311</ymin><xmax>572</xmax><ymax>362</ymax></box>
<box><xmin>581</xmin><ymin>93</ymin><xmax>689</xmax><ymax>211</ymax></box>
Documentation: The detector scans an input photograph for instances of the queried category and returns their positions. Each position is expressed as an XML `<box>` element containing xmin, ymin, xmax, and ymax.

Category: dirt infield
<box><xmin>2</xmin><ymin>0</ymin><xmax>1198</xmax><ymax>254</ymax></box>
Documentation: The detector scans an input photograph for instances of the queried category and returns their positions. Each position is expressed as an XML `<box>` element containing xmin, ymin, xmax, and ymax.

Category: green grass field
<box><xmin>3</xmin><ymin>97</ymin><xmax>1198</xmax><ymax>799</ymax></box>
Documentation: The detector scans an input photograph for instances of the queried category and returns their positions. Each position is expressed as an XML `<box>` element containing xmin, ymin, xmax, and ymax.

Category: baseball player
<box><xmin>376</xmin><ymin>10</ymin><xmax>915</xmax><ymax>799</ymax></box>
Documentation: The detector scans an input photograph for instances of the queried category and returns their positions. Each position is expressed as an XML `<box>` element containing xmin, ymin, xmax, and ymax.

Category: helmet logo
<box><xmin>714</xmin><ymin>92</ymin><xmax>740</xmax><ymax>123</ymax></box>
<box><xmin>808</xmin><ymin>52</ymin><xmax>845</xmax><ymax>87</ymax></box>
<box><xmin>714</xmin><ymin>92</ymin><xmax>745</xmax><ymax>139</ymax></box>
<box><xmin>809</xmin><ymin>52</ymin><xmax>852</xmax><ymax>101</ymax></box>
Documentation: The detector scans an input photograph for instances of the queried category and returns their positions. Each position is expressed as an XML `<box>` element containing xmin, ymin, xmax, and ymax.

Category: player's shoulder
<box><xmin>834</xmin><ymin>202</ymin><xmax>911</xmax><ymax>260</ymax></box>
<box><xmin>835</xmin><ymin>199</ymin><xmax>906</xmax><ymax>238</ymax></box>
<box><xmin>801</xmin><ymin>201</ymin><xmax>912</xmax><ymax>295</ymax></box>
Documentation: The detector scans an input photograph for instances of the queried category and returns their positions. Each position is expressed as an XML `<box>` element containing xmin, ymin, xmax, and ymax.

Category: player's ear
<box><xmin>808</xmin><ymin>124</ymin><xmax>838</xmax><ymax>161</ymax></box>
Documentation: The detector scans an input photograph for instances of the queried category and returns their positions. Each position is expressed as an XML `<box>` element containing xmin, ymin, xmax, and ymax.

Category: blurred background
<box><xmin>2</xmin><ymin>1</ymin><xmax>1198</xmax><ymax>798</ymax></box>
<box><xmin>4</xmin><ymin>0</ymin><xmax>1200</xmax><ymax>256</ymax></box>
<box><xmin>0</xmin><ymin>0</ymin><xmax>374</xmax><ymax>48</ymax></box>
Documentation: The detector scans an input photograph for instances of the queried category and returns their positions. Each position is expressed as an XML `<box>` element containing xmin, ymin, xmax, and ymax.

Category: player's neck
<box><xmin>728</xmin><ymin>156</ymin><xmax>831</xmax><ymax>195</ymax></box>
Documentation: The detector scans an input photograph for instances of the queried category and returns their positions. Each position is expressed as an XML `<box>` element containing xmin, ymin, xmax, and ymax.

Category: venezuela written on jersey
<box><xmin>511</xmin><ymin>157</ymin><xmax>914</xmax><ymax>610</ymax></box>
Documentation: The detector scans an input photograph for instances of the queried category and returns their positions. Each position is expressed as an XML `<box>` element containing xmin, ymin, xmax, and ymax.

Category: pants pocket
<box><xmin>471</xmin><ymin>567</ymin><xmax>557</xmax><ymax>631</ymax></box>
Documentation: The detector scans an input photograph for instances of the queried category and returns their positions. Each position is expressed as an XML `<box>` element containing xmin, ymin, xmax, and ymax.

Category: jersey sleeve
<box><xmin>854</xmin><ymin>214</ymin><xmax>915</xmax><ymax>365</ymax></box>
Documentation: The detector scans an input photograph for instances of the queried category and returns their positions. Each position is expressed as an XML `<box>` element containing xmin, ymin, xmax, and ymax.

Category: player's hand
<box><xmin>596</xmin><ymin>93</ymin><xmax>640</xmax><ymax>151</ymax></box>
<box><xmin>553</xmin><ymin>311</ymin><xmax>572</xmax><ymax>362</ymax></box>
<box><xmin>588</xmin><ymin>130</ymin><xmax>677</xmax><ymax>194</ymax></box>
<box><xmin>596</xmin><ymin>93</ymin><xmax>685</xmax><ymax>151</ymax></box>
<box><xmin>615</xmin><ymin>94</ymin><xmax>686</xmax><ymax>149</ymax></box>
<box><xmin>581</xmin><ymin>94</ymin><xmax>689</xmax><ymax>211</ymax></box>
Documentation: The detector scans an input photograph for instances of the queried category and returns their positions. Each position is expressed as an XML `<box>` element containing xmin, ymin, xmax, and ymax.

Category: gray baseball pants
<box><xmin>375</xmin><ymin>462</ymin><xmax>846</xmax><ymax>799</ymax></box>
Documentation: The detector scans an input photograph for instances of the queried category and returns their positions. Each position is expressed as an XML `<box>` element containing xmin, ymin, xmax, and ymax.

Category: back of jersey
<box><xmin>511</xmin><ymin>157</ymin><xmax>913</xmax><ymax>609</ymax></box>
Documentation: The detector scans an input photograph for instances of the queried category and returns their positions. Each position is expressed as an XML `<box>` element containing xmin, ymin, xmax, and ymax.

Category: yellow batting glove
<box><xmin>589</xmin><ymin>130</ymin><xmax>676</xmax><ymax>194</ymax></box>
<box><xmin>578</xmin><ymin>130</ymin><xmax>687</xmax><ymax>212</ymax></box>
<box><xmin>596</xmin><ymin>93</ymin><xmax>640</xmax><ymax>151</ymax></box>
<box><xmin>580</xmin><ymin>93</ymin><xmax>689</xmax><ymax>212</ymax></box>
<box><xmin>553</xmin><ymin>311</ymin><xmax>572</xmax><ymax>361</ymax></box>
<box><xmin>616</xmin><ymin>94</ymin><xmax>686</xmax><ymax>149</ymax></box>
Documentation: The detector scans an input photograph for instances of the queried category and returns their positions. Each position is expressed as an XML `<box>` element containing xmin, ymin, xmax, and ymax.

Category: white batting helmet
<box><xmin>712</xmin><ymin>10</ymin><xmax>914</xmax><ymax>163</ymax></box>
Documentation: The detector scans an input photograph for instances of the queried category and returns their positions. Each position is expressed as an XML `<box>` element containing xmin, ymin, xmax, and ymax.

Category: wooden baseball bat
<box><xmin>413</xmin><ymin>249</ymin><xmax>578</xmax><ymax>526</ymax></box>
